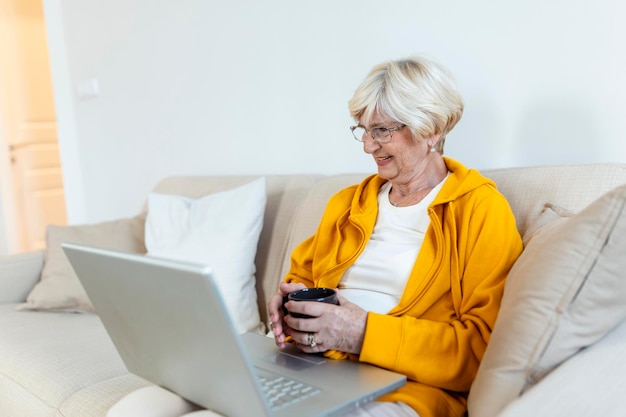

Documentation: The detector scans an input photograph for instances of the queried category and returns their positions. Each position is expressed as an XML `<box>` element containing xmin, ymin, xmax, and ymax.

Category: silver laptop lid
<box><xmin>62</xmin><ymin>242</ymin><xmax>272</xmax><ymax>417</ymax></box>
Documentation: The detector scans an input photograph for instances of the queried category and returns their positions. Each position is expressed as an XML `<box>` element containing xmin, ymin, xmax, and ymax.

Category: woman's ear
<box><xmin>427</xmin><ymin>133</ymin><xmax>443</xmax><ymax>153</ymax></box>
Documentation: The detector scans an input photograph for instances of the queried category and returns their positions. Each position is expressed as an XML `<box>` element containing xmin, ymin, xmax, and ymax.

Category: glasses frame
<box><xmin>350</xmin><ymin>124</ymin><xmax>406</xmax><ymax>144</ymax></box>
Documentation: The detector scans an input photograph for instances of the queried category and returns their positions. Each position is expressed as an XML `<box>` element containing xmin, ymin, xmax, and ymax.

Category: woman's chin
<box><xmin>376</xmin><ymin>166</ymin><xmax>396</xmax><ymax>180</ymax></box>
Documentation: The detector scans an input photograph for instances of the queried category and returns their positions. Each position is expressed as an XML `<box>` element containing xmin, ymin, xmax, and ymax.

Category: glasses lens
<box><xmin>371</xmin><ymin>128</ymin><xmax>392</xmax><ymax>143</ymax></box>
<box><xmin>351</xmin><ymin>126</ymin><xmax>367</xmax><ymax>142</ymax></box>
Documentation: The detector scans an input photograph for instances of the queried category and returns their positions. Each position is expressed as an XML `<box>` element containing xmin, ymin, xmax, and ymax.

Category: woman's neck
<box><xmin>389</xmin><ymin>160</ymin><xmax>448</xmax><ymax>207</ymax></box>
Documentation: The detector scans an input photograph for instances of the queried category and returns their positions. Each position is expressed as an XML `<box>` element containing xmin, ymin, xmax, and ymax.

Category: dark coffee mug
<box><xmin>282</xmin><ymin>287</ymin><xmax>338</xmax><ymax>318</ymax></box>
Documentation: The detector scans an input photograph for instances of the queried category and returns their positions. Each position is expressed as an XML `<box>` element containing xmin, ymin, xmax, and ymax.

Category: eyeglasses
<box><xmin>350</xmin><ymin>124</ymin><xmax>406</xmax><ymax>144</ymax></box>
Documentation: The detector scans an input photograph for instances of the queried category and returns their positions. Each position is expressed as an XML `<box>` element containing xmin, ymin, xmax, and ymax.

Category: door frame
<box><xmin>0</xmin><ymin>0</ymin><xmax>21</xmax><ymax>254</ymax></box>
<box><xmin>0</xmin><ymin>0</ymin><xmax>66</xmax><ymax>254</ymax></box>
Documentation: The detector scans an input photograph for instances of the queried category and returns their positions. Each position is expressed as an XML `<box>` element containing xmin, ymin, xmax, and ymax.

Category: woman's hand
<box><xmin>283</xmin><ymin>291</ymin><xmax>368</xmax><ymax>355</ymax></box>
<box><xmin>268</xmin><ymin>282</ymin><xmax>306</xmax><ymax>348</ymax></box>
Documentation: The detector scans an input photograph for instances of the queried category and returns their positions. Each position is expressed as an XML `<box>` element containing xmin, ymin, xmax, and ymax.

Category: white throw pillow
<box><xmin>145</xmin><ymin>177</ymin><xmax>266</xmax><ymax>335</ymax></box>
<box><xmin>468</xmin><ymin>184</ymin><xmax>626</xmax><ymax>417</ymax></box>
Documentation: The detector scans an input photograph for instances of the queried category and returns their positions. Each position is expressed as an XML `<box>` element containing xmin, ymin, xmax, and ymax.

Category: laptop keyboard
<box><xmin>256</xmin><ymin>369</ymin><xmax>321</xmax><ymax>410</ymax></box>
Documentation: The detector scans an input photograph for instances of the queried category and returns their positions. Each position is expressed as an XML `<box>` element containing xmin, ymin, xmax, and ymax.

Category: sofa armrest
<box><xmin>0</xmin><ymin>251</ymin><xmax>44</xmax><ymax>304</ymax></box>
<box><xmin>496</xmin><ymin>319</ymin><xmax>626</xmax><ymax>417</ymax></box>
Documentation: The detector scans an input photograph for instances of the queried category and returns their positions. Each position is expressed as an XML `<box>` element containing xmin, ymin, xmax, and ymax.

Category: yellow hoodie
<box><xmin>284</xmin><ymin>158</ymin><xmax>523</xmax><ymax>417</ymax></box>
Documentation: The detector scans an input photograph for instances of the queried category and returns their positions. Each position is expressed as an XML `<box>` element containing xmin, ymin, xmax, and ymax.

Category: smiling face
<box><xmin>348</xmin><ymin>57</ymin><xmax>465</xmax><ymax>188</ymax></box>
<box><xmin>362</xmin><ymin>112</ymin><xmax>442</xmax><ymax>188</ymax></box>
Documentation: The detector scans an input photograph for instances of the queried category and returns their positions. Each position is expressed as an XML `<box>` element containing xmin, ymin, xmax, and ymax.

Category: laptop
<box><xmin>62</xmin><ymin>242</ymin><xmax>406</xmax><ymax>417</ymax></box>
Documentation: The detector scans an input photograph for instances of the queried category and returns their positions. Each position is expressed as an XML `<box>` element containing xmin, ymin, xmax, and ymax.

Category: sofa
<box><xmin>1</xmin><ymin>162</ymin><xmax>626</xmax><ymax>417</ymax></box>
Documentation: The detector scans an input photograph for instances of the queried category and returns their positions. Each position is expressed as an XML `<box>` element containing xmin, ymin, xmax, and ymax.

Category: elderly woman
<box><xmin>268</xmin><ymin>56</ymin><xmax>523</xmax><ymax>417</ymax></box>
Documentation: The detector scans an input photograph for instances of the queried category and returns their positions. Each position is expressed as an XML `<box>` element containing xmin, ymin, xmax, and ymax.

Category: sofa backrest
<box><xmin>152</xmin><ymin>163</ymin><xmax>626</xmax><ymax>328</ymax></box>
<box><xmin>483</xmin><ymin>163</ymin><xmax>626</xmax><ymax>237</ymax></box>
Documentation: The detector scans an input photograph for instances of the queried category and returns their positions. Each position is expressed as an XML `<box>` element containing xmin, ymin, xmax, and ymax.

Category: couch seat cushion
<box><xmin>0</xmin><ymin>304</ymin><xmax>149</xmax><ymax>417</ymax></box>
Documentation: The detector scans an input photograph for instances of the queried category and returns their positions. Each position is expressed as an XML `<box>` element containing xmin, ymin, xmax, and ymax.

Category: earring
<box><xmin>429</xmin><ymin>143</ymin><xmax>436</xmax><ymax>153</ymax></box>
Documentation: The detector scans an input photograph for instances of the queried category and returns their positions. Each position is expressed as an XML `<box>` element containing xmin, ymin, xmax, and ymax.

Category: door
<box><xmin>0</xmin><ymin>0</ymin><xmax>66</xmax><ymax>253</ymax></box>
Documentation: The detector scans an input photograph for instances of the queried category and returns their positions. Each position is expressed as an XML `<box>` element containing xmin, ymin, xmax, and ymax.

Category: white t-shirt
<box><xmin>339</xmin><ymin>177</ymin><xmax>447</xmax><ymax>314</ymax></box>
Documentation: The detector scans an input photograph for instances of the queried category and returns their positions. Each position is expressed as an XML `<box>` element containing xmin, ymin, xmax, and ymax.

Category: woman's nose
<box><xmin>362</xmin><ymin>136</ymin><xmax>381</xmax><ymax>154</ymax></box>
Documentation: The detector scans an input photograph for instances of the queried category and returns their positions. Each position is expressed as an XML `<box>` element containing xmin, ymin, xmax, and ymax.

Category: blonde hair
<box><xmin>348</xmin><ymin>55</ymin><xmax>464</xmax><ymax>152</ymax></box>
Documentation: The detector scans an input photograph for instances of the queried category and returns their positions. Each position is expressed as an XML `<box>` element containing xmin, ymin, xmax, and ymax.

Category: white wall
<box><xmin>43</xmin><ymin>0</ymin><xmax>626</xmax><ymax>225</ymax></box>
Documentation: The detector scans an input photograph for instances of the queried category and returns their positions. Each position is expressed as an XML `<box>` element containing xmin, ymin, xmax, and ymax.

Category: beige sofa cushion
<box><xmin>468</xmin><ymin>184</ymin><xmax>626</xmax><ymax>417</ymax></box>
<box><xmin>18</xmin><ymin>216</ymin><xmax>146</xmax><ymax>313</ymax></box>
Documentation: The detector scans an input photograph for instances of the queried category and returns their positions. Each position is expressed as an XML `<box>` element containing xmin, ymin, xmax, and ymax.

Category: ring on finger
<box><xmin>307</xmin><ymin>332</ymin><xmax>316</xmax><ymax>347</ymax></box>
